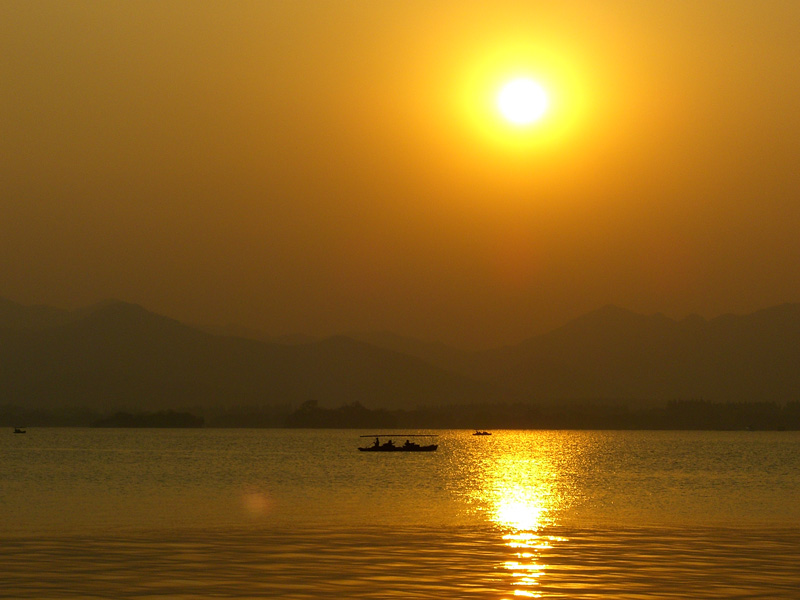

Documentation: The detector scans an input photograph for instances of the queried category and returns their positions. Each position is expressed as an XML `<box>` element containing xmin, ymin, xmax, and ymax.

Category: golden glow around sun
<box><xmin>497</xmin><ymin>78</ymin><xmax>549</xmax><ymax>125</ymax></box>
<box><xmin>453</xmin><ymin>39</ymin><xmax>589</xmax><ymax>156</ymax></box>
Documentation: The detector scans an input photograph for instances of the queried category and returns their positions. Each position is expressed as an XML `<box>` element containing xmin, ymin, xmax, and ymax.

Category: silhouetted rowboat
<box><xmin>359</xmin><ymin>434</ymin><xmax>438</xmax><ymax>452</ymax></box>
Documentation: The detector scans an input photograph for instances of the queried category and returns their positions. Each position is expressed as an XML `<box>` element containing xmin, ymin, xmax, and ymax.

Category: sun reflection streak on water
<box><xmin>467</xmin><ymin>434</ymin><xmax>572</xmax><ymax>599</ymax></box>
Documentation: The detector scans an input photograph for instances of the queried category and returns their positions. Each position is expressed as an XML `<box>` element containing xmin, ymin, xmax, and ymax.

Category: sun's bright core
<box><xmin>497</xmin><ymin>78</ymin><xmax>549</xmax><ymax>125</ymax></box>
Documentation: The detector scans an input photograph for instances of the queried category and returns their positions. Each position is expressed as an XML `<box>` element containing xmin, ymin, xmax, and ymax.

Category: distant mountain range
<box><xmin>1</xmin><ymin>297</ymin><xmax>798</xmax><ymax>412</ymax></box>
<box><xmin>0</xmin><ymin>298</ymin><xmax>490</xmax><ymax>411</ymax></box>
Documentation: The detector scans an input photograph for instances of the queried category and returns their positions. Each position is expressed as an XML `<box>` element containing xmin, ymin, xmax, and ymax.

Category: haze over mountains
<box><xmin>1</xmin><ymin>297</ymin><xmax>798</xmax><ymax>413</ymax></box>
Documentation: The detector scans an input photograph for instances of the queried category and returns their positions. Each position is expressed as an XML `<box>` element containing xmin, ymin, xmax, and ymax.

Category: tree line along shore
<box><xmin>3</xmin><ymin>400</ymin><xmax>800</xmax><ymax>430</ymax></box>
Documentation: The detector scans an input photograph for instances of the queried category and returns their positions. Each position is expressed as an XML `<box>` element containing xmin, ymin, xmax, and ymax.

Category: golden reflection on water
<box><xmin>471</xmin><ymin>435</ymin><xmax>570</xmax><ymax>598</ymax></box>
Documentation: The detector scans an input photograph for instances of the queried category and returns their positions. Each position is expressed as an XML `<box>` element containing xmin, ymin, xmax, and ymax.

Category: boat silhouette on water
<box><xmin>358</xmin><ymin>434</ymin><xmax>438</xmax><ymax>452</ymax></box>
<box><xmin>473</xmin><ymin>430</ymin><xmax>491</xmax><ymax>436</ymax></box>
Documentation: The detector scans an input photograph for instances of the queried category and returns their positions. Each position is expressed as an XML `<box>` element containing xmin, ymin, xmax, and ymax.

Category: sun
<box><xmin>496</xmin><ymin>77</ymin><xmax>549</xmax><ymax>126</ymax></box>
<box><xmin>454</xmin><ymin>41</ymin><xmax>587</xmax><ymax>153</ymax></box>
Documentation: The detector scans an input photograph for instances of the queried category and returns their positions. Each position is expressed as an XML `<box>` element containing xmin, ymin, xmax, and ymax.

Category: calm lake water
<box><xmin>2</xmin><ymin>429</ymin><xmax>799</xmax><ymax>598</ymax></box>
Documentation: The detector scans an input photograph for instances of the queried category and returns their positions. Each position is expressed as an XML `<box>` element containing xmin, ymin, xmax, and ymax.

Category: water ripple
<box><xmin>2</xmin><ymin>524</ymin><xmax>799</xmax><ymax>599</ymax></box>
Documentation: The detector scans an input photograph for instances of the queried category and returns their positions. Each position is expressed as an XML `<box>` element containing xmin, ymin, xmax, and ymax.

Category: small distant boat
<box><xmin>473</xmin><ymin>430</ymin><xmax>491</xmax><ymax>436</ymax></box>
<box><xmin>13</xmin><ymin>427</ymin><xmax>26</xmax><ymax>434</ymax></box>
<box><xmin>359</xmin><ymin>434</ymin><xmax>438</xmax><ymax>452</ymax></box>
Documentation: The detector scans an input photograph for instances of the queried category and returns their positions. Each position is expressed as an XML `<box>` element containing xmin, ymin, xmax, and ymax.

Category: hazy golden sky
<box><xmin>3</xmin><ymin>1</ymin><xmax>799</xmax><ymax>347</ymax></box>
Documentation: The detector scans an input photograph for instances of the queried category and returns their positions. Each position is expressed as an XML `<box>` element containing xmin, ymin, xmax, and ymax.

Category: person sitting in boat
<box><xmin>383</xmin><ymin>439</ymin><xmax>394</xmax><ymax>449</ymax></box>
<box><xmin>403</xmin><ymin>439</ymin><xmax>419</xmax><ymax>449</ymax></box>
<box><xmin>373</xmin><ymin>437</ymin><xmax>380</xmax><ymax>447</ymax></box>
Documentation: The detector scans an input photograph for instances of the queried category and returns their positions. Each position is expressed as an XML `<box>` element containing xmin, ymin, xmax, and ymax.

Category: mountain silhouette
<box><xmin>1</xmin><ymin>298</ymin><xmax>798</xmax><ymax>412</ymax></box>
<box><xmin>346</xmin><ymin>304</ymin><xmax>800</xmax><ymax>404</ymax></box>
<box><xmin>480</xmin><ymin>303</ymin><xmax>800</xmax><ymax>403</ymax></box>
<box><xmin>0</xmin><ymin>297</ymin><xmax>70</xmax><ymax>330</ymax></box>
<box><xmin>0</xmin><ymin>299</ymin><xmax>489</xmax><ymax>411</ymax></box>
